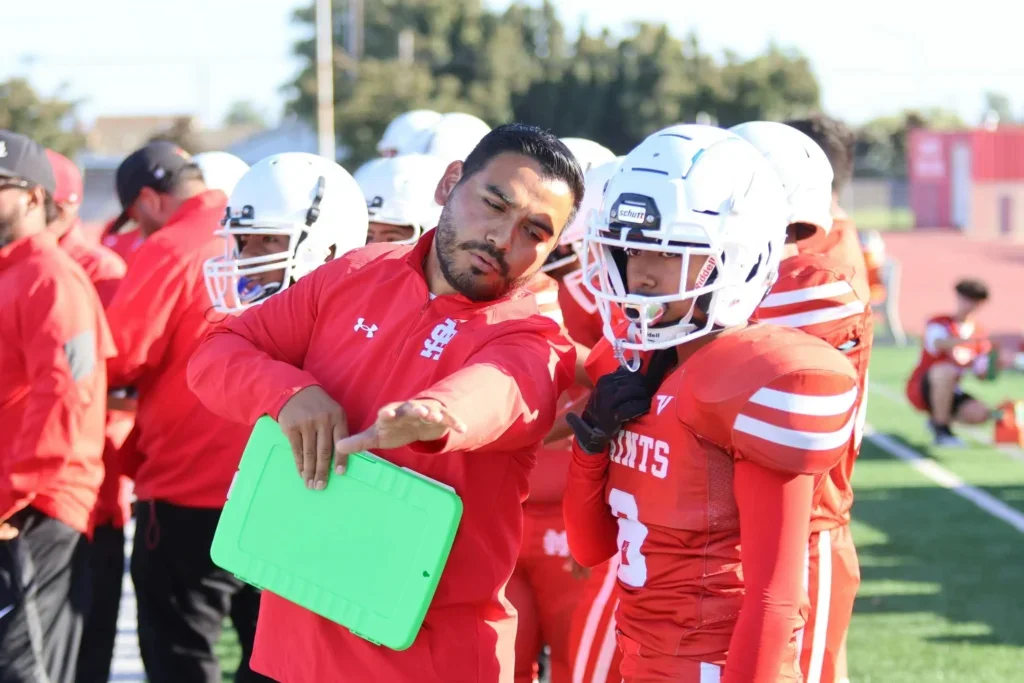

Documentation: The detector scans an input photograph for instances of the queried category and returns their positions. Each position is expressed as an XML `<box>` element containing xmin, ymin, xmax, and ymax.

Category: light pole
<box><xmin>315</xmin><ymin>0</ymin><xmax>336</xmax><ymax>159</ymax></box>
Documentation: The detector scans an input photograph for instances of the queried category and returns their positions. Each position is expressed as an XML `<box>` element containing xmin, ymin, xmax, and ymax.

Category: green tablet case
<box><xmin>211</xmin><ymin>416</ymin><xmax>463</xmax><ymax>650</ymax></box>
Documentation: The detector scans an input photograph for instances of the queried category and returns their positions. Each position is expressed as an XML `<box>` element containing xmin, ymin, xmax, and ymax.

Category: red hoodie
<box><xmin>104</xmin><ymin>190</ymin><xmax>249</xmax><ymax>508</ymax></box>
<box><xmin>0</xmin><ymin>232</ymin><xmax>115</xmax><ymax>536</ymax></box>
<box><xmin>187</xmin><ymin>233</ymin><xmax>575</xmax><ymax>683</ymax></box>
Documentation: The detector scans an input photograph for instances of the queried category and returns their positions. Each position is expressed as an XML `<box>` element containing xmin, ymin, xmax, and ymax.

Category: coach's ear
<box><xmin>435</xmin><ymin>161</ymin><xmax>463</xmax><ymax>205</ymax></box>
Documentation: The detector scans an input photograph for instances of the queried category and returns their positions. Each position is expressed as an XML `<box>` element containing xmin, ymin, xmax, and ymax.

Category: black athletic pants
<box><xmin>0</xmin><ymin>507</ymin><xmax>90</xmax><ymax>683</ymax></box>
<box><xmin>132</xmin><ymin>500</ymin><xmax>273</xmax><ymax>683</ymax></box>
<box><xmin>75</xmin><ymin>523</ymin><xmax>125</xmax><ymax>683</ymax></box>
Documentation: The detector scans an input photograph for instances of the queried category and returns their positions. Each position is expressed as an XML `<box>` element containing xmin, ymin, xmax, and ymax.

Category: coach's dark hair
<box><xmin>459</xmin><ymin>123</ymin><xmax>585</xmax><ymax>229</ymax></box>
<box><xmin>43</xmin><ymin>192</ymin><xmax>60</xmax><ymax>224</ymax></box>
<box><xmin>785</xmin><ymin>113</ymin><xmax>855</xmax><ymax>195</ymax></box>
<box><xmin>955</xmin><ymin>278</ymin><xmax>989</xmax><ymax>302</ymax></box>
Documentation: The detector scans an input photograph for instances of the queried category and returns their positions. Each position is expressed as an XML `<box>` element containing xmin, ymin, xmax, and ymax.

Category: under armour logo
<box><xmin>620</xmin><ymin>540</ymin><xmax>631</xmax><ymax>566</ymax></box>
<box><xmin>354</xmin><ymin>317</ymin><xmax>378</xmax><ymax>338</ymax></box>
<box><xmin>655</xmin><ymin>395</ymin><xmax>674</xmax><ymax>415</ymax></box>
<box><xmin>420</xmin><ymin>318</ymin><xmax>459</xmax><ymax>360</ymax></box>
<box><xmin>0</xmin><ymin>141</ymin><xmax>6</xmax><ymax>158</ymax></box>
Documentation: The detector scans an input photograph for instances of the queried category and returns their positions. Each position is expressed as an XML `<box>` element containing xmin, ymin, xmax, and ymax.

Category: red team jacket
<box><xmin>105</xmin><ymin>190</ymin><xmax>250</xmax><ymax>508</ymax></box>
<box><xmin>59</xmin><ymin>222</ymin><xmax>136</xmax><ymax>529</ymax></box>
<box><xmin>906</xmin><ymin>315</ymin><xmax>990</xmax><ymax>411</ymax></box>
<box><xmin>0</xmin><ymin>232</ymin><xmax>115</xmax><ymax>536</ymax></box>
<box><xmin>187</xmin><ymin>234</ymin><xmax>576</xmax><ymax>683</ymax></box>
<box><xmin>564</xmin><ymin>324</ymin><xmax>858</xmax><ymax>682</ymax></box>
<box><xmin>754</xmin><ymin>253</ymin><xmax>872</xmax><ymax>530</ymax></box>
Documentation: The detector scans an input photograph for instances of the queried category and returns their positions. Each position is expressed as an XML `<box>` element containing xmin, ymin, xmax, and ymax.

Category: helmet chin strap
<box><xmin>615</xmin><ymin>301</ymin><xmax>700</xmax><ymax>371</ymax></box>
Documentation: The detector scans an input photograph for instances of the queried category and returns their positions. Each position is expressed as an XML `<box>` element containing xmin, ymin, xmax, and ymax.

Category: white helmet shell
<box><xmin>377</xmin><ymin>110</ymin><xmax>443</xmax><ymax>157</ymax></box>
<box><xmin>560</xmin><ymin>138</ymin><xmax>616</xmax><ymax>173</ymax></box>
<box><xmin>541</xmin><ymin>156</ymin><xmax>624</xmax><ymax>274</ymax></box>
<box><xmin>414</xmin><ymin>112</ymin><xmax>492</xmax><ymax>165</ymax></box>
<box><xmin>356</xmin><ymin>153</ymin><xmax>447</xmax><ymax>244</ymax></box>
<box><xmin>729</xmin><ymin>121</ymin><xmax>834</xmax><ymax>236</ymax></box>
<box><xmin>581</xmin><ymin>124</ymin><xmax>789</xmax><ymax>360</ymax></box>
<box><xmin>204</xmin><ymin>152</ymin><xmax>369</xmax><ymax>313</ymax></box>
<box><xmin>193</xmin><ymin>151</ymin><xmax>250</xmax><ymax>196</ymax></box>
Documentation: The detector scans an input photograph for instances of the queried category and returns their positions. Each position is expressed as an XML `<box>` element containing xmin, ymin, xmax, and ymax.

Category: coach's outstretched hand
<box><xmin>333</xmin><ymin>399</ymin><xmax>467</xmax><ymax>472</ymax></box>
<box><xmin>278</xmin><ymin>385</ymin><xmax>349</xmax><ymax>490</ymax></box>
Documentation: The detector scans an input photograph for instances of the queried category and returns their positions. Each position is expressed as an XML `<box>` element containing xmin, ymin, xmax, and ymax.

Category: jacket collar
<box><xmin>0</xmin><ymin>231</ymin><xmax>58</xmax><ymax>274</ymax></box>
<box><xmin>403</xmin><ymin>229</ymin><xmax>529</xmax><ymax>315</ymax></box>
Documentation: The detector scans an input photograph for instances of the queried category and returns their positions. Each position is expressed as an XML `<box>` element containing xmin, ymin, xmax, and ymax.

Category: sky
<box><xmin>2</xmin><ymin>0</ymin><xmax>1019</xmax><ymax>130</ymax></box>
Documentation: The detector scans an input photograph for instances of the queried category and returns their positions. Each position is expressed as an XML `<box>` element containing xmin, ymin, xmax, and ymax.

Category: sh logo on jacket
<box><xmin>421</xmin><ymin>318</ymin><xmax>459</xmax><ymax>360</ymax></box>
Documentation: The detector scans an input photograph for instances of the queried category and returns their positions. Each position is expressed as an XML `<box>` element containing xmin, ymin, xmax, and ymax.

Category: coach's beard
<box><xmin>435</xmin><ymin>205</ymin><xmax>525</xmax><ymax>302</ymax></box>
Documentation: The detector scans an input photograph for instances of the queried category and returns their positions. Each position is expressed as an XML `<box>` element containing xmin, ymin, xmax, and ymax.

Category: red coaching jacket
<box><xmin>59</xmin><ymin>222</ymin><xmax>135</xmax><ymax>529</ymax></box>
<box><xmin>187</xmin><ymin>233</ymin><xmax>576</xmax><ymax>683</ymax></box>
<box><xmin>104</xmin><ymin>190</ymin><xmax>249</xmax><ymax>508</ymax></box>
<box><xmin>0</xmin><ymin>232</ymin><xmax>115</xmax><ymax>536</ymax></box>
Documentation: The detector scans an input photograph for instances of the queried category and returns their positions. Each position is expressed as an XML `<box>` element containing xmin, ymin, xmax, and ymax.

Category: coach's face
<box><xmin>433</xmin><ymin>153</ymin><xmax>574</xmax><ymax>301</ymax></box>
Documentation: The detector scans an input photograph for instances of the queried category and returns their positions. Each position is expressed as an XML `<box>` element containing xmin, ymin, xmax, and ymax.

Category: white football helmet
<box><xmin>542</xmin><ymin>156</ymin><xmax>624</xmax><ymax>273</ymax></box>
<box><xmin>377</xmin><ymin>110</ymin><xmax>443</xmax><ymax>157</ymax></box>
<box><xmin>729</xmin><ymin>121</ymin><xmax>834</xmax><ymax>236</ymax></box>
<box><xmin>580</xmin><ymin>124</ymin><xmax>789</xmax><ymax>365</ymax></box>
<box><xmin>560</xmin><ymin>138</ymin><xmax>617</xmax><ymax>173</ymax></box>
<box><xmin>193</xmin><ymin>152</ymin><xmax>250</xmax><ymax>196</ymax></box>
<box><xmin>204</xmin><ymin>153</ymin><xmax>369</xmax><ymax>313</ymax></box>
<box><xmin>414</xmin><ymin>112</ymin><xmax>492</xmax><ymax>164</ymax></box>
<box><xmin>356</xmin><ymin>153</ymin><xmax>447</xmax><ymax>244</ymax></box>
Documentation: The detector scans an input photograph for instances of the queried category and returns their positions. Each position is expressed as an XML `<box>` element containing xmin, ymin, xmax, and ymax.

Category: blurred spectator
<box><xmin>101</xmin><ymin>142</ymin><xmax>269</xmax><ymax>683</ymax></box>
<box><xmin>0</xmin><ymin>130</ymin><xmax>114</xmax><ymax>683</ymax></box>
<box><xmin>45</xmin><ymin>148</ymin><xmax>134</xmax><ymax>683</ymax></box>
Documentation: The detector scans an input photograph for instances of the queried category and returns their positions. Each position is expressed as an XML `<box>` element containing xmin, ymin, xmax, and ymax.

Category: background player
<box><xmin>564</xmin><ymin>125</ymin><xmax>859</xmax><ymax>682</ymax></box>
<box><xmin>735</xmin><ymin>120</ymin><xmax>871</xmax><ymax>683</ymax></box>
<box><xmin>204</xmin><ymin>152</ymin><xmax>369</xmax><ymax>313</ymax></box>
<box><xmin>905</xmin><ymin>278</ymin><xmax>1000</xmax><ymax>446</ymax></box>
<box><xmin>785</xmin><ymin>114</ymin><xmax>870</xmax><ymax>301</ymax></box>
<box><xmin>355</xmin><ymin>153</ymin><xmax>447</xmax><ymax>245</ymax></box>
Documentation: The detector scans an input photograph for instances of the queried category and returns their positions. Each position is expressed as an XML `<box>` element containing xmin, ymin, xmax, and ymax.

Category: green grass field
<box><xmin>215</xmin><ymin>345</ymin><xmax>1024</xmax><ymax>682</ymax></box>
<box><xmin>848</xmin><ymin>345</ymin><xmax>1024</xmax><ymax>682</ymax></box>
<box><xmin>850</xmin><ymin>207</ymin><xmax>915</xmax><ymax>232</ymax></box>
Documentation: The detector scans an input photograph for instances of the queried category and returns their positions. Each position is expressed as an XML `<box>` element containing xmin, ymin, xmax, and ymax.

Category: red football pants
<box><xmin>799</xmin><ymin>524</ymin><xmax>860</xmax><ymax>683</ymax></box>
<box><xmin>568</xmin><ymin>556</ymin><xmax>621</xmax><ymax>683</ymax></box>
<box><xmin>509</xmin><ymin>505</ymin><xmax>592</xmax><ymax>683</ymax></box>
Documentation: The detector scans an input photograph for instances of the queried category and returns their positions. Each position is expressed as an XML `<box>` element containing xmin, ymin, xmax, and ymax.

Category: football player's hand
<box><xmin>277</xmin><ymin>385</ymin><xmax>349</xmax><ymax>490</ymax></box>
<box><xmin>567</xmin><ymin>366</ymin><xmax>652</xmax><ymax>454</ymax></box>
<box><xmin>0</xmin><ymin>521</ymin><xmax>19</xmax><ymax>541</ymax></box>
<box><xmin>333</xmin><ymin>399</ymin><xmax>467</xmax><ymax>471</ymax></box>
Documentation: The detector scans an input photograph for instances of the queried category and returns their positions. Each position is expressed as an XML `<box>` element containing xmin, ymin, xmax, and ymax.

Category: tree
<box><xmin>286</xmin><ymin>0</ymin><xmax>824</xmax><ymax>164</ymax></box>
<box><xmin>855</xmin><ymin>108</ymin><xmax>964</xmax><ymax>177</ymax></box>
<box><xmin>983</xmin><ymin>91</ymin><xmax>1014</xmax><ymax>126</ymax></box>
<box><xmin>0</xmin><ymin>78</ymin><xmax>86</xmax><ymax>157</ymax></box>
<box><xmin>224</xmin><ymin>100</ymin><xmax>267</xmax><ymax>127</ymax></box>
<box><xmin>147</xmin><ymin>117</ymin><xmax>205</xmax><ymax>154</ymax></box>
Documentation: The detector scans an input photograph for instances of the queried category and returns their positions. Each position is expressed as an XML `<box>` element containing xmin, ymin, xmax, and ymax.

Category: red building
<box><xmin>908</xmin><ymin>127</ymin><xmax>1024</xmax><ymax>238</ymax></box>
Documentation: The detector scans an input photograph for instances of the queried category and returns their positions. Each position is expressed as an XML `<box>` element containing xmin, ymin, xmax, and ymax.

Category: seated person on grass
<box><xmin>906</xmin><ymin>278</ymin><xmax>998</xmax><ymax>446</ymax></box>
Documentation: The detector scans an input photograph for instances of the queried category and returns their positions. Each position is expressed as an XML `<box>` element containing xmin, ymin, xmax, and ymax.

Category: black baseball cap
<box><xmin>0</xmin><ymin>130</ymin><xmax>56</xmax><ymax>195</ymax></box>
<box><xmin>108</xmin><ymin>141</ymin><xmax>196</xmax><ymax>234</ymax></box>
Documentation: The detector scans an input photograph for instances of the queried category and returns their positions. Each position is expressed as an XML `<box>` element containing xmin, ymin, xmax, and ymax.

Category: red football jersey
<box><xmin>755</xmin><ymin>253</ymin><xmax>873</xmax><ymax>529</ymax></box>
<box><xmin>906</xmin><ymin>315</ymin><xmax>990</xmax><ymax>411</ymax></box>
<box><xmin>558</xmin><ymin>268</ymin><xmax>605</xmax><ymax>349</ymax></box>
<box><xmin>567</xmin><ymin>324</ymin><xmax>859</xmax><ymax>666</ymax></box>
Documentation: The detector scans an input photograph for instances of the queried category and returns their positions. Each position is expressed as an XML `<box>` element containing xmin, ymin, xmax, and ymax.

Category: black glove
<box><xmin>567</xmin><ymin>367</ymin><xmax>653</xmax><ymax>454</ymax></box>
<box><xmin>567</xmin><ymin>347</ymin><xmax>679</xmax><ymax>455</ymax></box>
